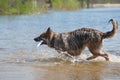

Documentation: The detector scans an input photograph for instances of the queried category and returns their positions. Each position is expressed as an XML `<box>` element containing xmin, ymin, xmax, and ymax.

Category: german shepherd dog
<box><xmin>34</xmin><ymin>19</ymin><xmax>118</xmax><ymax>61</ymax></box>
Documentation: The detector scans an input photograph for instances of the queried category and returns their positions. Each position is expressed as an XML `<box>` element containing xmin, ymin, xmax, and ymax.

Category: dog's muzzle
<box><xmin>34</xmin><ymin>37</ymin><xmax>41</xmax><ymax>42</ymax></box>
<box><xmin>34</xmin><ymin>37</ymin><xmax>47</xmax><ymax>47</ymax></box>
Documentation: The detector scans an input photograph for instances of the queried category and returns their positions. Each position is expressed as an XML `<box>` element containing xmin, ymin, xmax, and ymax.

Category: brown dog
<box><xmin>34</xmin><ymin>19</ymin><xmax>118</xmax><ymax>61</ymax></box>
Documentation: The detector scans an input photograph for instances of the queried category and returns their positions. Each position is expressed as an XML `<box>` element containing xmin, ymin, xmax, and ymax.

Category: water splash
<box><xmin>1</xmin><ymin>48</ymin><xmax>120</xmax><ymax>64</ymax></box>
<box><xmin>57</xmin><ymin>51</ymin><xmax>120</xmax><ymax>63</ymax></box>
<box><xmin>56</xmin><ymin>51</ymin><xmax>88</xmax><ymax>63</ymax></box>
<box><xmin>109</xmin><ymin>54</ymin><xmax>120</xmax><ymax>62</ymax></box>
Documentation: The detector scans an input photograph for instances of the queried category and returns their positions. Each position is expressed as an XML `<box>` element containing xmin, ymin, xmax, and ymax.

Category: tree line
<box><xmin>0</xmin><ymin>0</ymin><xmax>119</xmax><ymax>14</ymax></box>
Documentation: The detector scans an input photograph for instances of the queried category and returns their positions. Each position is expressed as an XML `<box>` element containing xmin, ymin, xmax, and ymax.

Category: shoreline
<box><xmin>92</xmin><ymin>3</ymin><xmax>120</xmax><ymax>8</ymax></box>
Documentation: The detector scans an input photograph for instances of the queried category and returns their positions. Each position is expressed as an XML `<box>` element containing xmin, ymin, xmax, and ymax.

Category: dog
<box><xmin>34</xmin><ymin>19</ymin><xmax>118</xmax><ymax>61</ymax></box>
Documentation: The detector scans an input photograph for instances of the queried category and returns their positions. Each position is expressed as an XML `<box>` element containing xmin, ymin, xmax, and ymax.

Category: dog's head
<box><xmin>34</xmin><ymin>27</ymin><xmax>54</xmax><ymax>46</ymax></box>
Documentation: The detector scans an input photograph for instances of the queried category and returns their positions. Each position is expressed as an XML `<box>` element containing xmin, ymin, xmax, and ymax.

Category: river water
<box><xmin>0</xmin><ymin>8</ymin><xmax>120</xmax><ymax>80</ymax></box>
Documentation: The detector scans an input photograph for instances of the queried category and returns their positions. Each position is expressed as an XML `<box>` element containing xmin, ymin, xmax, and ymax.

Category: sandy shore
<box><xmin>0</xmin><ymin>61</ymin><xmax>120</xmax><ymax>80</ymax></box>
<box><xmin>93</xmin><ymin>3</ymin><xmax>120</xmax><ymax>8</ymax></box>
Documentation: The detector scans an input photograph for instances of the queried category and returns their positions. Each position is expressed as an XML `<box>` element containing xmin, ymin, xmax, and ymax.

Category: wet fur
<box><xmin>34</xmin><ymin>19</ymin><xmax>118</xmax><ymax>61</ymax></box>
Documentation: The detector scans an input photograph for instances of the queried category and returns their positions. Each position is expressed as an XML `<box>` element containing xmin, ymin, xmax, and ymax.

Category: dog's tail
<box><xmin>102</xmin><ymin>19</ymin><xmax>118</xmax><ymax>39</ymax></box>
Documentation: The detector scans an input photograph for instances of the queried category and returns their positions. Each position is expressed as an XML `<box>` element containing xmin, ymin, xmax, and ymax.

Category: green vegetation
<box><xmin>0</xmin><ymin>0</ymin><xmax>8</xmax><ymax>14</ymax></box>
<box><xmin>0</xmin><ymin>0</ymin><xmax>83</xmax><ymax>14</ymax></box>
<box><xmin>9</xmin><ymin>0</ymin><xmax>34</xmax><ymax>14</ymax></box>
<box><xmin>0</xmin><ymin>0</ymin><xmax>48</xmax><ymax>15</ymax></box>
<box><xmin>51</xmin><ymin>0</ymin><xmax>80</xmax><ymax>10</ymax></box>
<box><xmin>0</xmin><ymin>0</ymin><xmax>120</xmax><ymax>15</ymax></box>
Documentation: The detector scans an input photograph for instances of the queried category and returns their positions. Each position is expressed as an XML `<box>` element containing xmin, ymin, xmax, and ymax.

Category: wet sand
<box><xmin>0</xmin><ymin>61</ymin><xmax>120</xmax><ymax>80</ymax></box>
<box><xmin>0</xmin><ymin>48</ymin><xmax>120</xmax><ymax>80</ymax></box>
<box><xmin>37</xmin><ymin>62</ymin><xmax>120</xmax><ymax>80</ymax></box>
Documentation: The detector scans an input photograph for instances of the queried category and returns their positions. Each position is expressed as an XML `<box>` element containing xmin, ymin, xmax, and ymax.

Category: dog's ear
<box><xmin>46</xmin><ymin>27</ymin><xmax>54</xmax><ymax>40</ymax></box>
<box><xmin>46</xmin><ymin>27</ymin><xmax>52</xmax><ymax>34</ymax></box>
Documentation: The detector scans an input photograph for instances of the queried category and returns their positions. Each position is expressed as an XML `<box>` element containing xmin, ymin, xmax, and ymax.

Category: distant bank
<box><xmin>92</xmin><ymin>3</ymin><xmax>120</xmax><ymax>8</ymax></box>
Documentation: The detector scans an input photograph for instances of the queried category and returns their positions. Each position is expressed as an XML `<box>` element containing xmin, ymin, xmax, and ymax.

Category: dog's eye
<box><xmin>40</xmin><ymin>34</ymin><xmax>47</xmax><ymax>38</ymax></box>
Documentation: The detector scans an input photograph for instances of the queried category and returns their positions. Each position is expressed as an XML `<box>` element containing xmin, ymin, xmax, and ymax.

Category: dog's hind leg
<box><xmin>87</xmin><ymin>43</ymin><xmax>109</xmax><ymax>61</ymax></box>
<box><xmin>98</xmin><ymin>53</ymin><xmax>109</xmax><ymax>61</ymax></box>
<box><xmin>86</xmin><ymin>55</ymin><xmax>98</xmax><ymax>60</ymax></box>
<box><xmin>86</xmin><ymin>52</ymin><xmax>109</xmax><ymax>61</ymax></box>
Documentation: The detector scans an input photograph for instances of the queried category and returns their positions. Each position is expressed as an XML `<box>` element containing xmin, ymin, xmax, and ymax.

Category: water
<box><xmin>0</xmin><ymin>8</ymin><xmax>120</xmax><ymax>80</ymax></box>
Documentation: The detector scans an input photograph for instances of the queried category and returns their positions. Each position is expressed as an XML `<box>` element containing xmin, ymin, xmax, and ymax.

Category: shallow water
<box><xmin>0</xmin><ymin>8</ymin><xmax>120</xmax><ymax>80</ymax></box>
